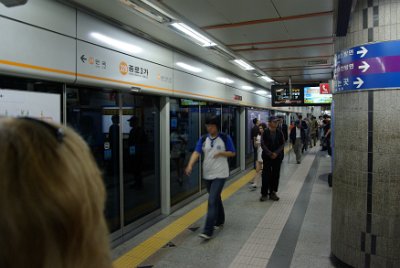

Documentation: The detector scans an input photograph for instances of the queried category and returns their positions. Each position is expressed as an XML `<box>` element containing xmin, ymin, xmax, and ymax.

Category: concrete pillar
<box><xmin>332</xmin><ymin>0</ymin><xmax>400</xmax><ymax>267</ymax></box>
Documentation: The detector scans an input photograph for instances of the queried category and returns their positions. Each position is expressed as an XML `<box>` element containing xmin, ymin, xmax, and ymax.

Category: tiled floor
<box><xmin>113</xmin><ymin>146</ymin><xmax>335</xmax><ymax>268</ymax></box>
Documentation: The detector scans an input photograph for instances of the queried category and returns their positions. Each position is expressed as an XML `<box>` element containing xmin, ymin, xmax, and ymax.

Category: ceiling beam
<box><xmin>272</xmin><ymin>72</ymin><xmax>332</xmax><ymax>77</ymax></box>
<box><xmin>234</xmin><ymin>42</ymin><xmax>333</xmax><ymax>52</ymax></box>
<box><xmin>251</xmin><ymin>55</ymin><xmax>333</xmax><ymax>63</ymax></box>
<box><xmin>228</xmin><ymin>36</ymin><xmax>333</xmax><ymax>48</ymax></box>
<box><xmin>202</xmin><ymin>11</ymin><xmax>333</xmax><ymax>30</ymax></box>
<box><xmin>264</xmin><ymin>66</ymin><xmax>333</xmax><ymax>72</ymax></box>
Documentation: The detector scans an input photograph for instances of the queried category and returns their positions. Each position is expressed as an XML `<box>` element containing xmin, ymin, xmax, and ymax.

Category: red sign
<box><xmin>233</xmin><ymin>95</ymin><xmax>242</xmax><ymax>101</ymax></box>
<box><xmin>320</xmin><ymin>83</ymin><xmax>330</xmax><ymax>94</ymax></box>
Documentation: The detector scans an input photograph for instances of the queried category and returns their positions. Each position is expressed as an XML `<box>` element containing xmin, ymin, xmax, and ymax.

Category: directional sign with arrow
<box><xmin>358</xmin><ymin>61</ymin><xmax>370</xmax><ymax>73</ymax></box>
<box><xmin>80</xmin><ymin>55</ymin><xmax>87</xmax><ymax>63</ymax></box>
<box><xmin>356</xmin><ymin>46</ymin><xmax>368</xmax><ymax>58</ymax></box>
<box><xmin>353</xmin><ymin>77</ymin><xmax>364</xmax><ymax>89</ymax></box>
<box><xmin>335</xmin><ymin>40</ymin><xmax>400</xmax><ymax>92</ymax></box>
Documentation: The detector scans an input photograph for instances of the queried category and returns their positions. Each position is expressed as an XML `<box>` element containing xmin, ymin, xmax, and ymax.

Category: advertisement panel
<box><xmin>304</xmin><ymin>86</ymin><xmax>332</xmax><ymax>105</ymax></box>
<box><xmin>0</xmin><ymin>89</ymin><xmax>61</xmax><ymax>122</ymax></box>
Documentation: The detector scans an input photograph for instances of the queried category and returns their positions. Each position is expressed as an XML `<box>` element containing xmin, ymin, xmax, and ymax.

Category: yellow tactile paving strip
<box><xmin>114</xmin><ymin>146</ymin><xmax>291</xmax><ymax>268</ymax></box>
<box><xmin>113</xmin><ymin>170</ymin><xmax>255</xmax><ymax>268</ymax></box>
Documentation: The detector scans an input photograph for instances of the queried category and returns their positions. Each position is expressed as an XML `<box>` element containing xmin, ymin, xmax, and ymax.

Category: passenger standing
<box><xmin>317</xmin><ymin>115</ymin><xmax>324</xmax><ymax>141</ymax></box>
<box><xmin>323</xmin><ymin>118</ymin><xmax>332</xmax><ymax>156</ymax></box>
<box><xmin>251</xmin><ymin>118</ymin><xmax>260</xmax><ymax>170</ymax></box>
<box><xmin>309</xmin><ymin>116</ymin><xmax>318</xmax><ymax>147</ymax></box>
<box><xmin>127</xmin><ymin>116</ymin><xmax>147</xmax><ymax>189</ymax></box>
<box><xmin>280</xmin><ymin>117</ymin><xmax>289</xmax><ymax>143</ymax></box>
<box><xmin>185</xmin><ymin>116</ymin><xmax>236</xmax><ymax>240</ymax></box>
<box><xmin>249</xmin><ymin>123</ymin><xmax>267</xmax><ymax>191</ymax></box>
<box><xmin>290</xmin><ymin>121</ymin><xmax>306</xmax><ymax>164</ymax></box>
<box><xmin>260</xmin><ymin>116</ymin><xmax>285</xmax><ymax>202</ymax></box>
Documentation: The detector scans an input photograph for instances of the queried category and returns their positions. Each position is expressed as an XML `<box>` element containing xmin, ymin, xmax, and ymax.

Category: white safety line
<box><xmin>229</xmin><ymin>148</ymin><xmax>318</xmax><ymax>268</ymax></box>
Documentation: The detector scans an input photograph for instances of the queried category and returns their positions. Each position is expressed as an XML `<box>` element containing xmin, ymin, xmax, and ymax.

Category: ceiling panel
<box><xmin>160</xmin><ymin>0</ymin><xmax>230</xmax><ymax>27</ymax></box>
<box><xmin>294</xmin><ymin>45</ymin><xmax>334</xmax><ymax>57</ymax></box>
<box><xmin>272</xmin><ymin>0</ymin><xmax>333</xmax><ymax>17</ymax></box>
<box><xmin>285</xmin><ymin>16</ymin><xmax>333</xmax><ymax>38</ymax></box>
<box><xmin>207</xmin><ymin>21</ymin><xmax>289</xmax><ymax>44</ymax></box>
<box><xmin>207</xmin><ymin>0</ymin><xmax>279</xmax><ymax>23</ymax></box>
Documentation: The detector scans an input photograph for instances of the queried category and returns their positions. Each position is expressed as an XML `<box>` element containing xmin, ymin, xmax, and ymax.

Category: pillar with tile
<box><xmin>332</xmin><ymin>0</ymin><xmax>400</xmax><ymax>267</ymax></box>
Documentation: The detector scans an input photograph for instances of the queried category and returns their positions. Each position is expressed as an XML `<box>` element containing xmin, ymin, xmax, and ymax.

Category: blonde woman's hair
<box><xmin>0</xmin><ymin>117</ymin><xmax>112</xmax><ymax>268</ymax></box>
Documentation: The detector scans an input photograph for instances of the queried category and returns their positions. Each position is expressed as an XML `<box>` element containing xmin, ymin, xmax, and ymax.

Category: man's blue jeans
<box><xmin>203</xmin><ymin>178</ymin><xmax>226</xmax><ymax>236</ymax></box>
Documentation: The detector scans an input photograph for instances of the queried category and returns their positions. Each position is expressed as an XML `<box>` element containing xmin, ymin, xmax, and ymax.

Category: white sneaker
<box><xmin>199</xmin><ymin>233</ymin><xmax>211</xmax><ymax>240</ymax></box>
<box><xmin>248</xmin><ymin>184</ymin><xmax>257</xmax><ymax>191</ymax></box>
<box><xmin>214</xmin><ymin>224</ymin><xmax>224</xmax><ymax>230</ymax></box>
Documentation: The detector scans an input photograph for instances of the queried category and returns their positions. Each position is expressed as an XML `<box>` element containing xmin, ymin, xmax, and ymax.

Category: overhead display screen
<box><xmin>272</xmin><ymin>84</ymin><xmax>332</xmax><ymax>106</ymax></box>
<box><xmin>304</xmin><ymin>86</ymin><xmax>332</xmax><ymax>105</ymax></box>
<box><xmin>271</xmin><ymin>84</ymin><xmax>304</xmax><ymax>106</ymax></box>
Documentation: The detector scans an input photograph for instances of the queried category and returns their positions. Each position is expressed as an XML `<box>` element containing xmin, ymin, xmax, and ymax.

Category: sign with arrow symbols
<box><xmin>334</xmin><ymin>40</ymin><xmax>400</xmax><ymax>92</ymax></box>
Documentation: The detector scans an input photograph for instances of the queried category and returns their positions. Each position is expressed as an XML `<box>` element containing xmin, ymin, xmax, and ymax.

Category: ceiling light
<box><xmin>139</xmin><ymin>0</ymin><xmax>175</xmax><ymax>19</ymax></box>
<box><xmin>176</xmin><ymin>62</ymin><xmax>202</xmax><ymax>73</ymax></box>
<box><xmin>255</xmin><ymin>90</ymin><xmax>268</xmax><ymax>95</ymax></box>
<box><xmin>119</xmin><ymin>0</ymin><xmax>172</xmax><ymax>23</ymax></box>
<box><xmin>216</xmin><ymin>77</ymin><xmax>234</xmax><ymax>84</ymax></box>
<box><xmin>91</xmin><ymin>32</ymin><xmax>143</xmax><ymax>53</ymax></box>
<box><xmin>233</xmin><ymin>59</ymin><xmax>255</xmax><ymax>70</ymax></box>
<box><xmin>171</xmin><ymin>23</ymin><xmax>217</xmax><ymax>47</ymax></box>
<box><xmin>260</xmin><ymin>75</ymin><xmax>274</xmax><ymax>82</ymax></box>
<box><xmin>267</xmin><ymin>94</ymin><xmax>272</xmax><ymax>98</ymax></box>
<box><xmin>241</xmin><ymin>85</ymin><xmax>254</xmax><ymax>90</ymax></box>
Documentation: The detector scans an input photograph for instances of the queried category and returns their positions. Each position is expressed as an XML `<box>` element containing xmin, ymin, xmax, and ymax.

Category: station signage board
<box><xmin>335</xmin><ymin>40</ymin><xmax>400</xmax><ymax>92</ymax></box>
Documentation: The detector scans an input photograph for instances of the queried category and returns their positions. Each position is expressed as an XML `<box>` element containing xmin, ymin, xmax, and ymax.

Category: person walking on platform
<box><xmin>185</xmin><ymin>116</ymin><xmax>236</xmax><ymax>240</ymax></box>
<box><xmin>290</xmin><ymin>120</ymin><xmax>306</xmax><ymax>164</ymax></box>
<box><xmin>249</xmin><ymin>123</ymin><xmax>267</xmax><ymax>191</ymax></box>
<box><xmin>260</xmin><ymin>116</ymin><xmax>285</xmax><ymax>202</ymax></box>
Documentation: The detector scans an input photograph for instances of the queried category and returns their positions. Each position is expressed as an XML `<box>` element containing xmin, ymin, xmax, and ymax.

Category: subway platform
<box><xmin>112</xmin><ymin>146</ymin><xmax>336</xmax><ymax>268</ymax></box>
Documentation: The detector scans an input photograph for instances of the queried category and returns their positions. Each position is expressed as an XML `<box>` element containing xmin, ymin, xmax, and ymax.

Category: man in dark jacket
<box><xmin>278</xmin><ymin>116</ymin><xmax>288</xmax><ymax>142</ymax></box>
<box><xmin>260</xmin><ymin>116</ymin><xmax>285</xmax><ymax>201</ymax></box>
<box><xmin>290</xmin><ymin>120</ymin><xmax>306</xmax><ymax>164</ymax></box>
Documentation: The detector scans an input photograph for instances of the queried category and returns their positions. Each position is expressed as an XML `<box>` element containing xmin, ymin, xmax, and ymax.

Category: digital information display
<box><xmin>271</xmin><ymin>85</ymin><xmax>303</xmax><ymax>106</ymax></box>
<box><xmin>304</xmin><ymin>86</ymin><xmax>332</xmax><ymax>105</ymax></box>
<box><xmin>272</xmin><ymin>84</ymin><xmax>332</xmax><ymax>106</ymax></box>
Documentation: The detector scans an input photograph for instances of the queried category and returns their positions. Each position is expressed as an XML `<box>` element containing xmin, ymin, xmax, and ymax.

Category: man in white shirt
<box><xmin>185</xmin><ymin>116</ymin><xmax>236</xmax><ymax>240</ymax></box>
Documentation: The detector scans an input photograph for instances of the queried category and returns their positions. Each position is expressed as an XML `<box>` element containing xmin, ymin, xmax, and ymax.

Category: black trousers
<box><xmin>261</xmin><ymin>158</ymin><xmax>282</xmax><ymax>196</ymax></box>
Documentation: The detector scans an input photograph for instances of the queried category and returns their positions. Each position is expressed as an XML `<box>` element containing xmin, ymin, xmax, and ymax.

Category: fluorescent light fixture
<box><xmin>176</xmin><ymin>62</ymin><xmax>202</xmax><ymax>73</ymax></box>
<box><xmin>139</xmin><ymin>0</ymin><xmax>175</xmax><ymax>19</ymax></box>
<box><xmin>233</xmin><ymin>59</ymin><xmax>255</xmax><ymax>70</ymax></box>
<box><xmin>171</xmin><ymin>23</ymin><xmax>217</xmax><ymax>47</ymax></box>
<box><xmin>241</xmin><ymin>85</ymin><xmax>254</xmax><ymax>90</ymax></box>
<box><xmin>119</xmin><ymin>0</ymin><xmax>172</xmax><ymax>23</ymax></box>
<box><xmin>255</xmin><ymin>90</ymin><xmax>268</xmax><ymax>95</ymax></box>
<box><xmin>267</xmin><ymin>94</ymin><xmax>272</xmax><ymax>98</ymax></box>
<box><xmin>91</xmin><ymin>32</ymin><xmax>142</xmax><ymax>53</ymax></box>
<box><xmin>260</xmin><ymin>75</ymin><xmax>274</xmax><ymax>82</ymax></box>
<box><xmin>216</xmin><ymin>77</ymin><xmax>234</xmax><ymax>84</ymax></box>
